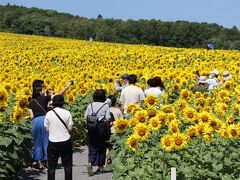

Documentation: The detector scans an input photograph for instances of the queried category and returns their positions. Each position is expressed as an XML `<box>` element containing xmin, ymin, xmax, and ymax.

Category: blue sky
<box><xmin>1</xmin><ymin>0</ymin><xmax>240</xmax><ymax>29</ymax></box>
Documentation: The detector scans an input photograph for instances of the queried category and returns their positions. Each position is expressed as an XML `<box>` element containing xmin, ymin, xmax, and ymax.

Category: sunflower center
<box><xmin>130</xmin><ymin>139</ymin><xmax>137</xmax><ymax>147</ymax></box>
<box><xmin>164</xmin><ymin>139</ymin><xmax>171</xmax><ymax>146</ymax></box>
<box><xmin>152</xmin><ymin>121</ymin><xmax>158</xmax><ymax>127</ymax></box>
<box><xmin>139</xmin><ymin>116</ymin><xmax>146</xmax><ymax>123</ymax></box>
<box><xmin>148</xmin><ymin>98</ymin><xmax>155</xmax><ymax>105</ymax></box>
<box><xmin>187</xmin><ymin>112</ymin><xmax>194</xmax><ymax>118</ymax></box>
<box><xmin>231</xmin><ymin>129</ymin><xmax>237</xmax><ymax>136</ymax></box>
<box><xmin>202</xmin><ymin>115</ymin><xmax>208</xmax><ymax>122</ymax></box>
<box><xmin>175</xmin><ymin>137</ymin><xmax>183</xmax><ymax>146</ymax></box>
<box><xmin>0</xmin><ymin>93</ymin><xmax>4</xmax><ymax>100</ymax></box>
<box><xmin>138</xmin><ymin>129</ymin><xmax>146</xmax><ymax>136</ymax></box>
<box><xmin>119</xmin><ymin>123</ymin><xmax>127</xmax><ymax>130</ymax></box>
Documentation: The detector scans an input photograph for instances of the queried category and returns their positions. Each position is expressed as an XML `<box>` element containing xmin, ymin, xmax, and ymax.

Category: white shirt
<box><xmin>44</xmin><ymin>107</ymin><xmax>73</xmax><ymax>142</ymax></box>
<box><xmin>84</xmin><ymin>102</ymin><xmax>111</xmax><ymax>121</ymax></box>
<box><xmin>144</xmin><ymin>87</ymin><xmax>163</xmax><ymax>99</ymax></box>
<box><xmin>206</xmin><ymin>78</ymin><xmax>219</xmax><ymax>90</ymax></box>
<box><xmin>120</xmin><ymin>85</ymin><xmax>145</xmax><ymax>114</ymax></box>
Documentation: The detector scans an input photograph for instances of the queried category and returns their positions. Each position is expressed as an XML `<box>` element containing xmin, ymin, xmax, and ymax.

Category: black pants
<box><xmin>47</xmin><ymin>139</ymin><xmax>72</xmax><ymax>180</ymax></box>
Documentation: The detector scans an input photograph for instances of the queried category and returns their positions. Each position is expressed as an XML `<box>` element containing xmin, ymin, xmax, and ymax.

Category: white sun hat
<box><xmin>222</xmin><ymin>71</ymin><xmax>232</xmax><ymax>81</ymax></box>
<box><xmin>198</xmin><ymin>76</ymin><xmax>207</xmax><ymax>83</ymax></box>
<box><xmin>210</xmin><ymin>70</ymin><xmax>219</xmax><ymax>75</ymax></box>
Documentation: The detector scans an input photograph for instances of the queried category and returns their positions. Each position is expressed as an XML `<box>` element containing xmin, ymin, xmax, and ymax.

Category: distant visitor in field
<box><xmin>206</xmin><ymin>70</ymin><xmax>219</xmax><ymax>91</ymax></box>
<box><xmin>44</xmin><ymin>95</ymin><xmax>73</xmax><ymax>180</ymax></box>
<box><xmin>192</xmin><ymin>76</ymin><xmax>208</xmax><ymax>93</ymax></box>
<box><xmin>219</xmin><ymin>71</ymin><xmax>233</xmax><ymax>85</ymax></box>
<box><xmin>84</xmin><ymin>89</ymin><xmax>111</xmax><ymax>176</ymax></box>
<box><xmin>114</xmin><ymin>73</ymin><xmax>129</xmax><ymax>92</ymax></box>
<box><xmin>120</xmin><ymin>74</ymin><xmax>145</xmax><ymax>116</ymax></box>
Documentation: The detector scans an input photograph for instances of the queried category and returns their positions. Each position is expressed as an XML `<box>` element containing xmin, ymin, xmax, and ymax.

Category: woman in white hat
<box><xmin>192</xmin><ymin>76</ymin><xmax>208</xmax><ymax>93</ymax></box>
<box><xmin>206</xmin><ymin>70</ymin><xmax>219</xmax><ymax>90</ymax></box>
<box><xmin>219</xmin><ymin>71</ymin><xmax>233</xmax><ymax>86</ymax></box>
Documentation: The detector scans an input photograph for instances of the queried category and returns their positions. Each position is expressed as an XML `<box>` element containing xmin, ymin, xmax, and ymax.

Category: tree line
<box><xmin>1</xmin><ymin>4</ymin><xmax>240</xmax><ymax>49</ymax></box>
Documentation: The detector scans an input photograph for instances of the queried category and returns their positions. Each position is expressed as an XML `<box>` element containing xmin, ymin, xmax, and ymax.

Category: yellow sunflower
<box><xmin>134</xmin><ymin>110</ymin><xmax>149</xmax><ymax>124</ymax></box>
<box><xmin>134</xmin><ymin>123</ymin><xmax>150</xmax><ymax>141</ymax></box>
<box><xmin>168</xmin><ymin>119</ymin><xmax>181</xmax><ymax>134</ymax></box>
<box><xmin>161</xmin><ymin>134</ymin><xmax>174</xmax><ymax>151</ymax></box>
<box><xmin>126</xmin><ymin>134</ymin><xmax>138</xmax><ymax>151</ymax></box>
<box><xmin>144</xmin><ymin>95</ymin><xmax>160</xmax><ymax>108</ymax></box>
<box><xmin>227</xmin><ymin>124</ymin><xmax>239</xmax><ymax>139</ymax></box>
<box><xmin>128</xmin><ymin>117</ymin><xmax>138</xmax><ymax>128</ymax></box>
<box><xmin>172</xmin><ymin>133</ymin><xmax>188</xmax><ymax>150</ymax></box>
<box><xmin>198</xmin><ymin>111</ymin><xmax>212</xmax><ymax>123</ymax></box>
<box><xmin>202</xmin><ymin>125</ymin><xmax>214</xmax><ymax>141</ymax></box>
<box><xmin>114</xmin><ymin>118</ymin><xmax>128</xmax><ymax>133</ymax></box>
<box><xmin>148</xmin><ymin>117</ymin><xmax>161</xmax><ymax>131</ymax></box>
<box><xmin>161</xmin><ymin>104</ymin><xmax>175</xmax><ymax>114</ymax></box>
<box><xmin>185</xmin><ymin>126</ymin><xmax>197</xmax><ymax>140</ymax></box>
<box><xmin>127</xmin><ymin>103</ymin><xmax>141</xmax><ymax>115</ymax></box>
<box><xmin>156</xmin><ymin>112</ymin><xmax>167</xmax><ymax>125</ymax></box>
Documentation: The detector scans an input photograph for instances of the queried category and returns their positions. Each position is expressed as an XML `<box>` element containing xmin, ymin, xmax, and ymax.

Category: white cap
<box><xmin>210</xmin><ymin>70</ymin><xmax>219</xmax><ymax>75</ymax></box>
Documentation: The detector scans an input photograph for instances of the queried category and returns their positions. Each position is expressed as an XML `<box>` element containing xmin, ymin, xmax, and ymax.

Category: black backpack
<box><xmin>87</xmin><ymin>103</ymin><xmax>106</xmax><ymax>131</ymax></box>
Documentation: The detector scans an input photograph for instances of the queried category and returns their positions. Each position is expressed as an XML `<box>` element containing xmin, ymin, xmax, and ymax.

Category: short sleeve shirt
<box><xmin>29</xmin><ymin>96</ymin><xmax>51</xmax><ymax>118</ymax></box>
<box><xmin>120</xmin><ymin>85</ymin><xmax>145</xmax><ymax>114</ymax></box>
<box><xmin>44</xmin><ymin>107</ymin><xmax>73</xmax><ymax>142</ymax></box>
<box><xmin>84</xmin><ymin>102</ymin><xmax>111</xmax><ymax>121</ymax></box>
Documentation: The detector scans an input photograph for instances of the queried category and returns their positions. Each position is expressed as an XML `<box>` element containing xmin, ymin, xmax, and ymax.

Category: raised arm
<box><xmin>57</xmin><ymin>81</ymin><xmax>74</xmax><ymax>95</ymax></box>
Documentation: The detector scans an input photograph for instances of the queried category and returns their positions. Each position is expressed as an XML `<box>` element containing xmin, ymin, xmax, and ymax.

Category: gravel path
<box><xmin>17</xmin><ymin>146</ymin><xmax>112</xmax><ymax>180</ymax></box>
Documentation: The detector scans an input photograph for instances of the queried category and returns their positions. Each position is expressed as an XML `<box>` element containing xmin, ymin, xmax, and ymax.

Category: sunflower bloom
<box><xmin>144</xmin><ymin>95</ymin><xmax>159</xmax><ymax>108</ymax></box>
<box><xmin>149</xmin><ymin>117</ymin><xmax>161</xmax><ymax>131</ymax></box>
<box><xmin>114</xmin><ymin>118</ymin><xmax>128</xmax><ymax>133</ymax></box>
<box><xmin>134</xmin><ymin>123</ymin><xmax>150</xmax><ymax>141</ymax></box>
<box><xmin>161</xmin><ymin>135</ymin><xmax>174</xmax><ymax>151</ymax></box>
<box><xmin>134</xmin><ymin>110</ymin><xmax>149</xmax><ymax>124</ymax></box>
<box><xmin>172</xmin><ymin>133</ymin><xmax>188</xmax><ymax>150</ymax></box>
<box><xmin>227</xmin><ymin>124</ymin><xmax>239</xmax><ymax>139</ymax></box>
<box><xmin>126</xmin><ymin>134</ymin><xmax>138</xmax><ymax>151</ymax></box>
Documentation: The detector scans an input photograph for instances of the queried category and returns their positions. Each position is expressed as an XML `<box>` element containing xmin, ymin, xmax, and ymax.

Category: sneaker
<box><xmin>87</xmin><ymin>164</ymin><xmax>94</xmax><ymax>176</ymax></box>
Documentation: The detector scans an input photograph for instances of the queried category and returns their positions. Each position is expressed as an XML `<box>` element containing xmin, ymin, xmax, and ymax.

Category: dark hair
<box><xmin>108</xmin><ymin>95</ymin><xmax>117</xmax><ymax>107</ymax></box>
<box><xmin>52</xmin><ymin>95</ymin><xmax>65</xmax><ymax>107</ymax></box>
<box><xmin>32</xmin><ymin>87</ymin><xmax>43</xmax><ymax>99</ymax></box>
<box><xmin>147</xmin><ymin>78</ymin><xmax>155</xmax><ymax>87</ymax></box>
<box><xmin>32</xmin><ymin>80</ymin><xmax>44</xmax><ymax>88</ymax></box>
<box><xmin>93</xmin><ymin>89</ymin><xmax>106</xmax><ymax>102</ymax></box>
<box><xmin>128</xmin><ymin>74</ymin><xmax>137</xmax><ymax>84</ymax></box>
<box><xmin>153</xmin><ymin>77</ymin><xmax>165</xmax><ymax>91</ymax></box>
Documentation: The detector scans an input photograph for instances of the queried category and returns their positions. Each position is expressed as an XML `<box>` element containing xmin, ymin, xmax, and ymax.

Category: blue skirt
<box><xmin>32</xmin><ymin>115</ymin><xmax>49</xmax><ymax>161</ymax></box>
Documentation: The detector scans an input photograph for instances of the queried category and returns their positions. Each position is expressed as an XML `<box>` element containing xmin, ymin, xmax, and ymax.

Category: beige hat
<box><xmin>210</xmin><ymin>70</ymin><xmax>219</xmax><ymax>75</ymax></box>
<box><xmin>198</xmin><ymin>76</ymin><xmax>207</xmax><ymax>83</ymax></box>
<box><xmin>222</xmin><ymin>71</ymin><xmax>232</xmax><ymax>81</ymax></box>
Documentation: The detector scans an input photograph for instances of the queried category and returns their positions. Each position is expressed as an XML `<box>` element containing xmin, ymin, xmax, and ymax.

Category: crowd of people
<box><xmin>27</xmin><ymin>69</ymin><xmax>233</xmax><ymax>179</ymax></box>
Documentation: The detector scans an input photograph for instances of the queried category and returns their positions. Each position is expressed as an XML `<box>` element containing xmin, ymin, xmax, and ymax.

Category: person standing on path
<box><xmin>44</xmin><ymin>95</ymin><xmax>73</xmax><ymax>180</ymax></box>
<box><xmin>84</xmin><ymin>89</ymin><xmax>111</xmax><ymax>176</ymax></box>
<box><xmin>120</xmin><ymin>74</ymin><xmax>145</xmax><ymax>116</ymax></box>
<box><xmin>28</xmin><ymin>80</ymin><xmax>73</xmax><ymax>169</ymax></box>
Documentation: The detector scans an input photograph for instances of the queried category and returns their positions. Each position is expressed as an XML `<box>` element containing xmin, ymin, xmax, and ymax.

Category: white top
<box><xmin>144</xmin><ymin>87</ymin><xmax>163</xmax><ymax>99</ymax></box>
<box><xmin>206</xmin><ymin>78</ymin><xmax>219</xmax><ymax>90</ymax></box>
<box><xmin>84</xmin><ymin>102</ymin><xmax>111</xmax><ymax>121</ymax></box>
<box><xmin>44</xmin><ymin>107</ymin><xmax>73</xmax><ymax>142</ymax></box>
<box><xmin>110</xmin><ymin>107</ymin><xmax>123</xmax><ymax>133</ymax></box>
<box><xmin>120</xmin><ymin>85</ymin><xmax>145</xmax><ymax>114</ymax></box>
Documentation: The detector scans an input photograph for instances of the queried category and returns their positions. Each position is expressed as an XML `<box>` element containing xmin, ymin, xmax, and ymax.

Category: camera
<box><xmin>70</xmin><ymin>80</ymin><xmax>74</xmax><ymax>85</ymax></box>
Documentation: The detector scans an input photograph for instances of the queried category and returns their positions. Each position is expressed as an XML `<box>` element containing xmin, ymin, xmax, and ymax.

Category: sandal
<box><xmin>87</xmin><ymin>164</ymin><xmax>94</xmax><ymax>176</ymax></box>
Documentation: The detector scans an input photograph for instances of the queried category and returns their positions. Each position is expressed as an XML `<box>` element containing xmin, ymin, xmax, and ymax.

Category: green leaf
<box><xmin>212</xmin><ymin>162</ymin><xmax>223</xmax><ymax>172</ymax></box>
<box><xmin>0</xmin><ymin>136</ymin><xmax>13</xmax><ymax>147</ymax></box>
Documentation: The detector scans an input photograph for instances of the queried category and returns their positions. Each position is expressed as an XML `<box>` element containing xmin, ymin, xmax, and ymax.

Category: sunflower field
<box><xmin>0</xmin><ymin>32</ymin><xmax>240</xmax><ymax>178</ymax></box>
